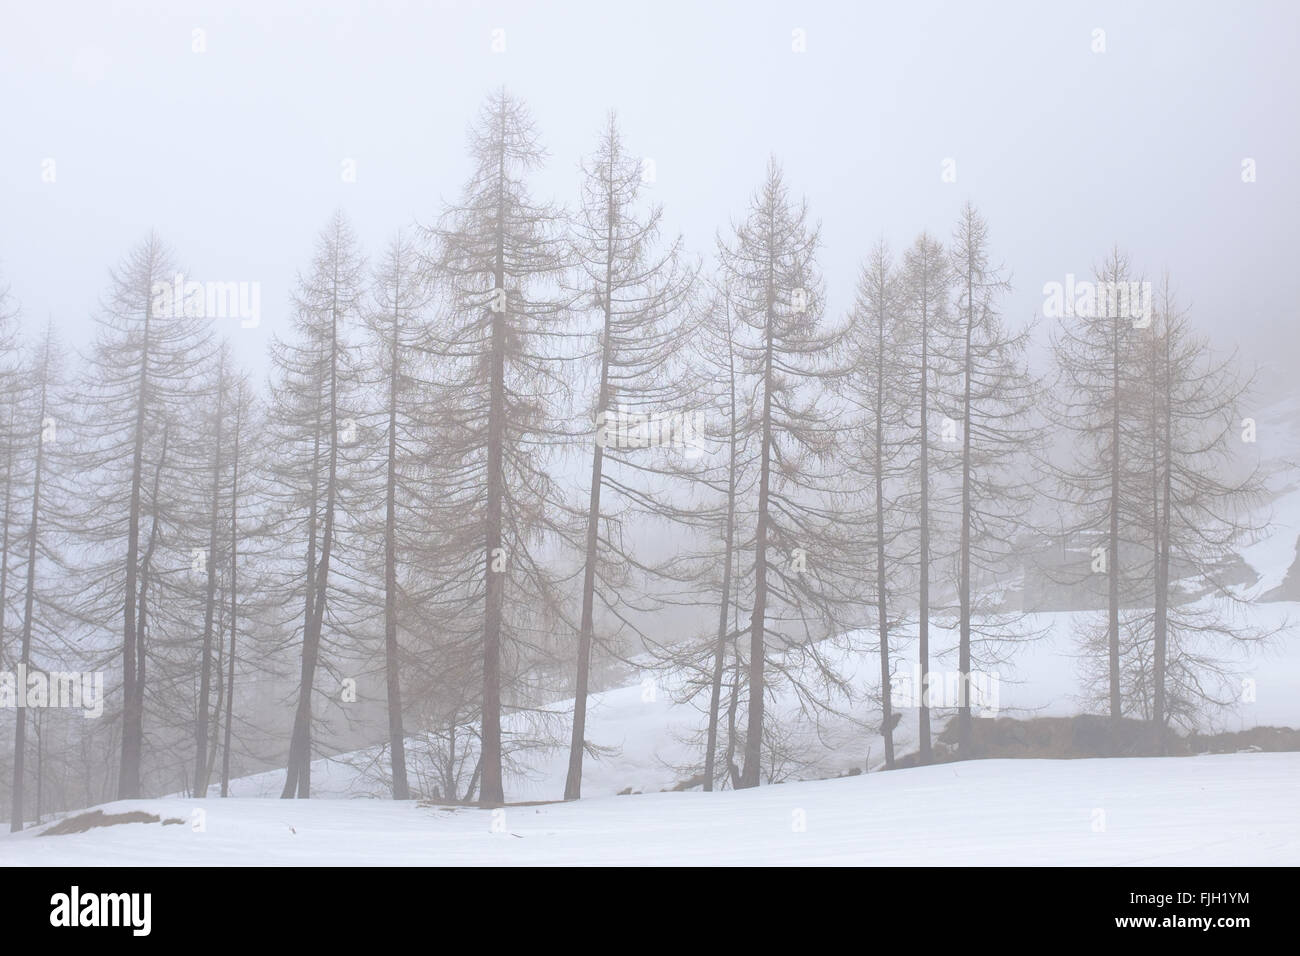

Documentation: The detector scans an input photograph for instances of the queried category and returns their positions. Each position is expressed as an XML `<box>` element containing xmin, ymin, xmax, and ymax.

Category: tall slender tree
<box><xmin>842</xmin><ymin>240</ymin><xmax>914</xmax><ymax>768</ymax></box>
<box><xmin>192</xmin><ymin>344</ymin><xmax>234</xmax><ymax>796</ymax></box>
<box><xmin>0</xmin><ymin>279</ymin><xmax>20</xmax><ymax>681</ymax></box>
<box><xmin>718</xmin><ymin>159</ymin><xmax>850</xmax><ymax>789</ymax></box>
<box><xmin>1131</xmin><ymin>277</ymin><xmax>1270</xmax><ymax>736</ymax></box>
<box><xmin>78</xmin><ymin>234</ymin><xmax>212</xmax><ymax>798</ymax></box>
<box><xmin>362</xmin><ymin>230</ymin><xmax>439</xmax><ymax>800</ymax></box>
<box><xmin>1050</xmin><ymin>248</ymin><xmax>1149</xmax><ymax>735</ymax></box>
<box><xmin>700</xmin><ymin>280</ymin><xmax>748</xmax><ymax>789</ymax></box>
<box><xmin>273</xmin><ymin>212</ymin><xmax>366</xmax><ymax>799</ymax></box>
<box><xmin>9</xmin><ymin>323</ymin><xmax>62</xmax><ymax>829</ymax></box>
<box><xmin>899</xmin><ymin>232</ymin><xmax>954</xmax><ymax>764</ymax></box>
<box><xmin>562</xmin><ymin>113</ymin><xmax>696</xmax><ymax>799</ymax></box>
<box><xmin>425</xmin><ymin>90</ymin><xmax>570</xmax><ymax>805</ymax></box>
<box><xmin>947</xmin><ymin>203</ymin><xmax>1042</xmax><ymax>755</ymax></box>
<box><xmin>219</xmin><ymin>372</ymin><xmax>261</xmax><ymax>797</ymax></box>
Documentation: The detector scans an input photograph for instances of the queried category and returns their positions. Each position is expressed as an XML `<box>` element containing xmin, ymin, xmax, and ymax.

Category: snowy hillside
<box><xmin>5</xmin><ymin>753</ymin><xmax>1295</xmax><ymax>866</ymax></box>
<box><xmin>209</xmin><ymin>599</ymin><xmax>1300</xmax><ymax>803</ymax></box>
<box><xmin>204</xmin><ymin>394</ymin><xmax>1300</xmax><ymax>805</ymax></box>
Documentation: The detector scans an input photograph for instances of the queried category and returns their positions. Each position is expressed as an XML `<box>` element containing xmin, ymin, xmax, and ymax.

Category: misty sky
<box><xmin>2</xmin><ymin>0</ymin><xmax>1297</xmax><ymax>389</ymax></box>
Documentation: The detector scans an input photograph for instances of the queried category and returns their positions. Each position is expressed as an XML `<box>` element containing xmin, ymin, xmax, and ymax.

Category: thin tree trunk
<box><xmin>34</xmin><ymin>712</ymin><xmax>43</xmax><ymax>825</ymax></box>
<box><xmin>875</xmin><ymin>307</ymin><xmax>895</xmax><ymax>769</ymax></box>
<box><xmin>918</xmin><ymin>275</ymin><xmax>932</xmax><ymax>764</ymax></box>
<box><xmin>282</xmin><ymin>430</ymin><xmax>319</xmax><ymax>798</ymax></box>
<box><xmin>705</xmin><ymin>309</ymin><xmax>738</xmax><ymax>790</ymax></box>
<box><xmin>1153</xmin><ymin>316</ymin><xmax>1171</xmax><ymax>752</ymax></box>
<box><xmin>479</xmin><ymin>137</ymin><xmax>509</xmax><ymax>807</ymax></box>
<box><xmin>222</xmin><ymin>404</ymin><xmax>241</xmax><ymax>797</ymax></box>
<box><xmin>1108</xmin><ymin>310</ymin><xmax>1122</xmax><ymax>731</ymax></box>
<box><xmin>10</xmin><ymin>362</ymin><xmax>47</xmax><ymax>831</ymax></box>
<box><xmin>0</xmin><ymin>408</ymin><xmax>13</xmax><ymax>675</ymax></box>
<box><xmin>283</xmin><ymin>242</ymin><xmax>344</xmax><ymax>799</ymax></box>
<box><xmin>740</xmin><ymin>274</ymin><xmax>776</xmax><ymax>789</ymax></box>
<box><xmin>119</xmin><ymin>289</ymin><xmax>152</xmax><ymax>800</ymax></box>
<box><xmin>384</xmin><ymin>301</ymin><xmax>409</xmax><ymax>800</ymax></box>
<box><xmin>194</xmin><ymin>360</ymin><xmax>226</xmax><ymax>797</ymax></box>
<box><xmin>124</xmin><ymin>425</ymin><xmax>167</xmax><ymax>803</ymax></box>
<box><xmin>565</xmin><ymin>165</ymin><xmax>616</xmax><ymax>800</ymax></box>
<box><xmin>957</xmin><ymin>293</ymin><xmax>974</xmax><ymax>755</ymax></box>
<box><xmin>724</xmin><ymin>647</ymin><xmax>743</xmax><ymax>789</ymax></box>
<box><xmin>205</xmin><ymin>603</ymin><xmax>225</xmax><ymax>789</ymax></box>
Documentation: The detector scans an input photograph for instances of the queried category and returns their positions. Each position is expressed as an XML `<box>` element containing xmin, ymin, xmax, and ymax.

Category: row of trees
<box><xmin>0</xmin><ymin>90</ymin><xmax>1270</xmax><ymax>823</ymax></box>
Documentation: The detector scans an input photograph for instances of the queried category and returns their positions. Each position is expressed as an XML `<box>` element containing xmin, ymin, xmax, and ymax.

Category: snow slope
<box><xmin>174</xmin><ymin>396</ymin><xmax>1300</xmax><ymax>804</ymax></box>
<box><xmin>4</xmin><ymin>753</ymin><xmax>1296</xmax><ymax>865</ymax></box>
<box><xmin>9</xmin><ymin>402</ymin><xmax>1297</xmax><ymax>862</ymax></box>
<box><xmin>215</xmin><ymin>600</ymin><xmax>1300</xmax><ymax>803</ymax></box>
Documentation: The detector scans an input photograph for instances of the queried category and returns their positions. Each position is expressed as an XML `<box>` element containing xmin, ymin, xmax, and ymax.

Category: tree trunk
<box><xmin>282</xmin><ymin>431</ymin><xmax>319</xmax><ymax>798</ymax></box>
<box><xmin>1153</xmin><ymin>318</ymin><xmax>1171</xmax><ymax>751</ymax></box>
<box><xmin>917</xmin><ymin>277</ymin><xmax>932</xmax><ymax>765</ymax></box>
<box><xmin>119</xmin><ymin>292</ymin><xmax>152</xmax><ymax>800</ymax></box>
<box><xmin>10</xmin><ymin>366</ymin><xmax>46</xmax><ymax>831</ymax></box>
<box><xmin>194</xmin><ymin>363</ymin><xmax>226</xmax><ymax>797</ymax></box>
<box><xmin>705</xmin><ymin>316</ymin><xmax>739</xmax><ymax>790</ymax></box>
<box><xmin>220</xmin><ymin>404</ymin><xmax>240</xmax><ymax>797</ymax></box>
<box><xmin>479</xmin><ymin>138</ymin><xmax>509</xmax><ymax>808</ymax></box>
<box><xmin>875</xmin><ymin>310</ymin><xmax>895</xmax><ymax>769</ymax></box>
<box><xmin>283</xmin><ymin>255</ymin><xmax>343</xmax><ymax>799</ymax></box>
<box><xmin>740</xmin><ymin>286</ymin><xmax>775</xmax><ymax>789</ymax></box>
<box><xmin>565</xmin><ymin>180</ymin><xmax>616</xmax><ymax>801</ymax></box>
<box><xmin>956</xmin><ymin>291</ymin><xmax>974</xmax><ymax>755</ymax></box>
<box><xmin>1108</xmin><ymin>310</ymin><xmax>1122</xmax><ymax>733</ymax></box>
<box><xmin>385</xmin><ymin>305</ymin><xmax>409</xmax><ymax>800</ymax></box>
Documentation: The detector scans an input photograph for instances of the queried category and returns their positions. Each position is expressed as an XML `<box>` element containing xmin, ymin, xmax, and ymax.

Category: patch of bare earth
<box><xmin>39</xmin><ymin>809</ymin><xmax>185</xmax><ymax>836</ymax></box>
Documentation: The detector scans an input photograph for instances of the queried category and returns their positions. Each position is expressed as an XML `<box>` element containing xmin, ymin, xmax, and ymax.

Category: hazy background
<box><xmin>2</xmin><ymin>0</ymin><xmax>1297</xmax><ymax>393</ymax></box>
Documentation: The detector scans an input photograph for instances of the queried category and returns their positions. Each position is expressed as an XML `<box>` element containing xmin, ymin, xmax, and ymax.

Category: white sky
<box><xmin>2</xmin><ymin>0</ymin><xmax>1297</xmax><ymax>390</ymax></box>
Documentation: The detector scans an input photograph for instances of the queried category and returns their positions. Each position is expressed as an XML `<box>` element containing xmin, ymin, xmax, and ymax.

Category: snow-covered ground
<box><xmin>5</xmin><ymin>397</ymin><xmax>1296</xmax><ymax>866</ymax></box>
<box><xmin>7</xmin><ymin>522</ymin><xmax>1297</xmax><ymax>867</ymax></box>
<box><xmin>4</xmin><ymin>753</ymin><xmax>1296</xmax><ymax>865</ymax></box>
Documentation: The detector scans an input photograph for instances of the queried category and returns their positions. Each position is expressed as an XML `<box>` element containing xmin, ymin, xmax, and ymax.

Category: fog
<box><xmin>3</xmin><ymin>0</ymin><xmax>1298</xmax><ymax>380</ymax></box>
<box><xmin>1</xmin><ymin>2</ymin><xmax>1298</xmax><ymax>878</ymax></box>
